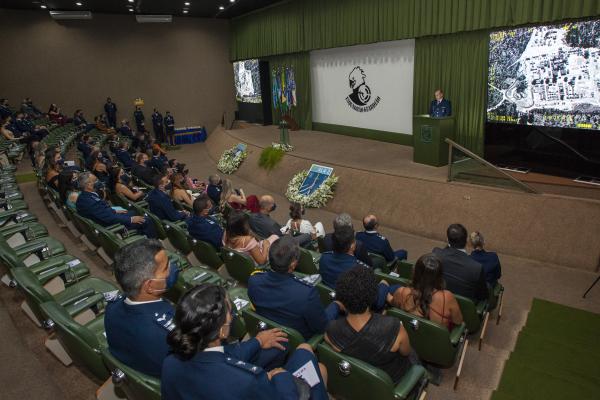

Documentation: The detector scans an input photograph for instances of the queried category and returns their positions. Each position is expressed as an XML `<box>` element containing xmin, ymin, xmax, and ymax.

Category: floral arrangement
<box><xmin>271</xmin><ymin>142</ymin><xmax>294</xmax><ymax>152</ymax></box>
<box><xmin>285</xmin><ymin>170</ymin><xmax>338</xmax><ymax>208</ymax></box>
<box><xmin>217</xmin><ymin>143</ymin><xmax>247</xmax><ymax>174</ymax></box>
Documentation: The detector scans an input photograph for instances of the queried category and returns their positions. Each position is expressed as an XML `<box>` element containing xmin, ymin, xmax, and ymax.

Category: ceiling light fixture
<box><xmin>184</xmin><ymin>2</ymin><xmax>190</xmax><ymax>5</ymax></box>
<box><xmin>128</xmin><ymin>0</ymin><xmax>134</xmax><ymax>3</ymax></box>
<box><xmin>128</xmin><ymin>8</ymin><xmax>134</xmax><ymax>12</ymax></box>
<box><xmin>40</xmin><ymin>4</ymin><xmax>47</xmax><ymax>9</ymax></box>
<box><xmin>218</xmin><ymin>6</ymin><xmax>224</xmax><ymax>10</ymax></box>
<box><xmin>183</xmin><ymin>10</ymin><xmax>188</xmax><ymax>14</ymax></box>
<box><xmin>76</xmin><ymin>2</ymin><xmax>82</xmax><ymax>6</ymax></box>
<box><xmin>230</xmin><ymin>0</ymin><xmax>235</xmax><ymax>3</ymax></box>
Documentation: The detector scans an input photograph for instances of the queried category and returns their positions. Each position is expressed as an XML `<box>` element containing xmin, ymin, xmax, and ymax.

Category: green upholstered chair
<box><xmin>387</xmin><ymin>308</ymin><xmax>468</xmax><ymax>389</ymax></box>
<box><xmin>133</xmin><ymin>208</ymin><xmax>167</xmax><ymax>241</ymax></box>
<box><xmin>455</xmin><ymin>295</ymin><xmax>490</xmax><ymax>350</ymax></box>
<box><xmin>296</xmin><ymin>247</ymin><xmax>320</xmax><ymax>275</ymax></box>
<box><xmin>163</xmin><ymin>220</ymin><xmax>192</xmax><ymax>255</ymax></box>
<box><xmin>242</xmin><ymin>308</ymin><xmax>323</xmax><ymax>351</ymax></box>
<box><xmin>70</xmin><ymin>212</ymin><xmax>104</xmax><ymax>248</ymax></box>
<box><xmin>368</xmin><ymin>252</ymin><xmax>397</xmax><ymax>274</ymax></box>
<box><xmin>489</xmin><ymin>282</ymin><xmax>504</xmax><ymax>324</ymax></box>
<box><xmin>0</xmin><ymin>236</ymin><xmax>66</xmax><ymax>267</ymax></box>
<box><xmin>189</xmin><ymin>238</ymin><xmax>224</xmax><ymax>271</ymax></box>
<box><xmin>314</xmin><ymin>281</ymin><xmax>337</xmax><ymax>307</ymax></box>
<box><xmin>227</xmin><ymin>286</ymin><xmax>251</xmax><ymax>340</ymax></box>
<box><xmin>0</xmin><ymin>222</ymin><xmax>48</xmax><ymax>247</ymax></box>
<box><xmin>374</xmin><ymin>271</ymin><xmax>411</xmax><ymax>287</ymax></box>
<box><xmin>316</xmin><ymin>342</ymin><xmax>428</xmax><ymax>400</ymax></box>
<box><xmin>40</xmin><ymin>299</ymin><xmax>114</xmax><ymax>381</ymax></box>
<box><xmin>221</xmin><ymin>246</ymin><xmax>264</xmax><ymax>285</ymax></box>
<box><xmin>94</xmin><ymin>223</ymin><xmax>146</xmax><ymax>260</ymax></box>
<box><xmin>0</xmin><ymin>209</ymin><xmax>37</xmax><ymax>227</ymax></box>
<box><xmin>397</xmin><ymin>260</ymin><xmax>415</xmax><ymax>280</ymax></box>
<box><xmin>101</xmin><ymin>348</ymin><xmax>161</xmax><ymax>400</ymax></box>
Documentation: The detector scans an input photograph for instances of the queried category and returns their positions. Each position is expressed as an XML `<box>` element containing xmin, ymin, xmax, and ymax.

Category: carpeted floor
<box><xmin>492</xmin><ymin>299</ymin><xmax>600</xmax><ymax>400</ymax></box>
<box><xmin>1</xmin><ymin>137</ymin><xmax>599</xmax><ymax>400</ymax></box>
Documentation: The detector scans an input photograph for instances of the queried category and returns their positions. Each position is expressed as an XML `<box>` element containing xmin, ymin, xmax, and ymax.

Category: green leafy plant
<box><xmin>258</xmin><ymin>146</ymin><xmax>285</xmax><ymax>170</ymax></box>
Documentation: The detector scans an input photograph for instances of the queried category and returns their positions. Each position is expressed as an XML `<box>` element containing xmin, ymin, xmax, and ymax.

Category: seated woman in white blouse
<box><xmin>280</xmin><ymin>202</ymin><xmax>325</xmax><ymax>238</ymax></box>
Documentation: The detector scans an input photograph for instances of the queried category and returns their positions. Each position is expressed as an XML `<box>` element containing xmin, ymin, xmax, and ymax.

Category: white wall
<box><xmin>311</xmin><ymin>39</ymin><xmax>415</xmax><ymax>134</ymax></box>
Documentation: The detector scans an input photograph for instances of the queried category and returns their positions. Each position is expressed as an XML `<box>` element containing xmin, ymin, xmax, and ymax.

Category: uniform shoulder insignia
<box><xmin>154</xmin><ymin>311</ymin><xmax>176</xmax><ymax>331</ymax></box>
<box><xmin>377</xmin><ymin>234</ymin><xmax>387</xmax><ymax>240</ymax></box>
<box><xmin>357</xmin><ymin>260</ymin><xmax>369</xmax><ymax>268</ymax></box>
<box><xmin>102</xmin><ymin>290</ymin><xmax>121</xmax><ymax>302</ymax></box>
<box><xmin>250</xmin><ymin>269</ymin><xmax>266</xmax><ymax>276</ymax></box>
<box><xmin>294</xmin><ymin>275</ymin><xmax>318</xmax><ymax>287</ymax></box>
<box><xmin>225</xmin><ymin>357</ymin><xmax>263</xmax><ymax>375</ymax></box>
<box><xmin>322</xmin><ymin>251</ymin><xmax>333</xmax><ymax>255</ymax></box>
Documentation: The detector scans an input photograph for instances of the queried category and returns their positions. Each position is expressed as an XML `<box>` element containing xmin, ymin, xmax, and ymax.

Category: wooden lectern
<box><xmin>413</xmin><ymin>115</ymin><xmax>455</xmax><ymax>167</ymax></box>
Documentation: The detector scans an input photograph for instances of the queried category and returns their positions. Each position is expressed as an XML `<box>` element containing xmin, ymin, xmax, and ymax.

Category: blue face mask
<box><xmin>166</xmin><ymin>262</ymin><xmax>179</xmax><ymax>290</ymax></box>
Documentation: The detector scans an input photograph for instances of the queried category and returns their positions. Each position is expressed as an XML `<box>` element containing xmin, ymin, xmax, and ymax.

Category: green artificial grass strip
<box><xmin>15</xmin><ymin>172</ymin><xmax>37</xmax><ymax>183</ymax></box>
<box><xmin>493</xmin><ymin>298</ymin><xmax>600</xmax><ymax>400</ymax></box>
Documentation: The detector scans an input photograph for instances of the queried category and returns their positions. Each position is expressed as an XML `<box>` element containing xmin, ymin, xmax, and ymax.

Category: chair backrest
<box><xmin>137</xmin><ymin>208</ymin><xmax>167</xmax><ymax>240</ymax></box>
<box><xmin>242</xmin><ymin>308</ymin><xmax>306</xmax><ymax>351</ymax></box>
<box><xmin>189</xmin><ymin>238</ymin><xmax>223</xmax><ymax>270</ymax></box>
<box><xmin>455</xmin><ymin>295</ymin><xmax>483</xmax><ymax>333</ymax></box>
<box><xmin>221</xmin><ymin>247</ymin><xmax>259</xmax><ymax>285</ymax></box>
<box><xmin>0</xmin><ymin>240</ymin><xmax>26</xmax><ymax>268</ymax></box>
<box><xmin>397</xmin><ymin>261</ymin><xmax>415</xmax><ymax>280</ymax></box>
<box><xmin>227</xmin><ymin>287</ymin><xmax>251</xmax><ymax>340</ymax></box>
<box><xmin>296</xmin><ymin>248</ymin><xmax>319</xmax><ymax>275</ymax></box>
<box><xmin>72</xmin><ymin>212</ymin><xmax>103</xmax><ymax>247</ymax></box>
<box><xmin>10</xmin><ymin>267</ymin><xmax>55</xmax><ymax>322</ymax></box>
<box><xmin>314</xmin><ymin>281</ymin><xmax>336</xmax><ymax>306</ymax></box>
<box><xmin>374</xmin><ymin>271</ymin><xmax>411</xmax><ymax>287</ymax></box>
<box><xmin>163</xmin><ymin>221</ymin><xmax>192</xmax><ymax>254</ymax></box>
<box><xmin>316</xmin><ymin>342</ymin><xmax>396</xmax><ymax>400</ymax></box>
<box><xmin>387</xmin><ymin>308</ymin><xmax>463</xmax><ymax>368</ymax></box>
<box><xmin>368</xmin><ymin>252</ymin><xmax>390</xmax><ymax>273</ymax></box>
<box><xmin>40</xmin><ymin>301</ymin><xmax>109</xmax><ymax>380</ymax></box>
<box><xmin>101</xmin><ymin>348</ymin><xmax>161</xmax><ymax>400</ymax></box>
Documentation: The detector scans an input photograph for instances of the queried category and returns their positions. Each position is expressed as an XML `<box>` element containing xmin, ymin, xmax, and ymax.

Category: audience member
<box><xmin>77</xmin><ymin>134</ymin><xmax>93</xmax><ymax>160</ymax></box>
<box><xmin>432</xmin><ymin>224</ymin><xmax>488</xmax><ymax>301</ymax></box>
<box><xmin>76</xmin><ymin>172</ymin><xmax>156</xmax><ymax>238</ymax></box>
<box><xmin>250</xmin><ymin>195</ymin><xmax>312</xmax><ymax>247</ymax></box>
<box><xmin>356</xmin><ymin>214</ymin><xmax>408</xmax><ymax>261</ymax></box>
<box><xmin>112</xmin><ymin>166</ymin><xmax>144</xmax><ymax>202</ymax></box>
<box><xmin>207</xmin><ymin>174</ymin><xmax>223</xmax><ymax>206</ymax></box>
<box><xmin>147</xmin><ymin>174</ymin><xmax>190</xmax><ymax>222</ymax></box>
<box><xmin>170</xmin><ymin>172</ymin><xmax>193</xmax><ymax>207</ymax></box>
<box><xmin>162</xmin><ymin>283</ymin><xmax>329</xmax><ymax>400</ymax></box>
<box><xmin>45</xmin><ymin>157</ymin><xmax>62</xmax><ymax>191</ymax></box>
<box><xmin>389</xmin><ymin>253</ymin><xmax>463</xmax><ymax>330</ymax></box>
<box><xmin>21</xmin><ymin>97</ymin><xmax>43</xmax><ymax>118</ymax></box>
<box><xmin>57</xmin><ymin>170</ymin><xmax>80</xmax><ymax>210</ymax></box>
<box><xmin>280</xmin><ymin>202</ymin><xmax>325</xmax><ymax>238</ymax></box>
<box><xmin>151</xmin><ymin>108</ymin><xmax>164</xmax><ymax>143</ymax></box>
<box><xmin>224</xmin><ymin>210</ymin><xmax>277</xmax><ymax>265</ymax></box>
<box><xmin>322</xmin><ymin>213</ymin><xmax>373</xmax><ymax>266</ymax></box>
<box><xmin>248</xmin><ymin>236</ymin><xmax>340</xmax><ymax>340</ymax></box>
<box><xmin>119</xmin><ymin>119</ymin><xmax>133</xmax><ymax>138</ymax></box>
<box><xmin>114</xmin><ymin>141</ymin><xmax>134</xmax><ymax>169</ymax></box>
<box><xmin>149</xmin><ymin>146</ymin><xmax>168</xmax><ymax>173</ymax></box>
<box><xmin>186</xmin><ymin>193</ymin><xmax>223</xmax><ymax>251</ymax></box>
<box><xmin>104</xmin><ymin>240</ymin><xmax>179</xmax><ymax>377</ymax></box>
<box><xmin>319</xmin><ymin>225</ymin><xmax>366</xmax><ymax>288</ymax></box>
<box><xmin>48</xmin><ymin>103</ymin><xmax>67</xmax><ymax>125</ymax></box>
<box><xmin>0</xmin><ymin>98</ymin><xmax>13</xmax><ymax>119</ymax></box>
<box><xmin>1</xmin><ymin>117</ymin><xmax>18</xmax><ymax>141</ymax></box>
<box><xmin>131</xmin><ymin>152</ymin><xmax>158</xmax><ymax>185</ymax></box>
<box><xmin>326</xmin><ymin>266</ymin><xmax>412</xmax><ymax>385</ymax></box>
<box><xmin>220</xmin><ymin>178</ymin><xmax>259</xmax><ymax>213</ymax></box>
<box><xmin>469</xmin><ymin>231</ymin><xmax>502</xmax><ymax>288</ymax></box>
<box><xmin>89</xmin><ymin>149</ymin><xmax>110</xmax><ymax>186</ymax></box>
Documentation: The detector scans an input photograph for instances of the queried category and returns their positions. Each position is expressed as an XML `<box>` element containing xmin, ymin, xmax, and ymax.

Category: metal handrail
<box><xmin>445</xmin><ymin>138</ymin><xmax>538</xmax><ymax>194</ymax></box>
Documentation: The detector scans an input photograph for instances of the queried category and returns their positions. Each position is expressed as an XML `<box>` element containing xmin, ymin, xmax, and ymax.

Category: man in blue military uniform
<box><xmin>148</xmin><ymin>147</ymin><xmax>168</xmax><ymax>173</ymax></box>
<box><xmin>133</xmin><ymin>105</ymin><xmax>145</xmax><ymax>132</ymax></box>
<box><xmin>319</xmin><ymin>225</ymin><xmax>391</xmax><ymax>310</ymax></box>
<box><xmin>321</xmin><ymin>213</ymin><xmax>373</xmax><ymax>266</ymax></box>
<box><xmin>104</xmin><ymin>240</ymin><xmax>179</xmax><ymax>377</ymax></box>
<box><xmin>151</xmin><ymin>108</ymin><xmax>164</xmax><ymax>144</ymax></box>
<box><xmin>356</xmin><ymin>214</ymin><xmax>407</xmax><ymax>262</ymax></box>
<box><xmin>114</xmin><ymin>141</ymin><xmax>134</xmax><ymax>169</ymax></box>
<box><xmin>319</xmin><ymin>225</ymin><xmax>369</xmax><ymax>289</ymax></box>
<box><xmin>186</xmin><ymin>193</ymin><xmax>223</xmax><ymax>251</ymax></box>
<box><xmin>75</xmin><ymin>172</ymin><xmax>156</xmax><ymax>238</ymax></box>
<box><xmin>429</xmin><ymin>89</ymin><xmax>452</xmax><ymax>117</ymax></box>
<box><xmin>118</xmin><ymin>119</ymin><xmax>133</xmax><ymax>138</ymax></box>
<box><xmin>77</xmin><ymin>134</ymin><xmax>93</xmax><ymax>160</ymax></box>
<box><xmin>104</xmin><ymin>97</ymin><xmax>117</xmax><ymax>128</ymax></box>
<box><xmin>0</xmin><ymin>98</ymin><xmax>12</xmax><ymax>119</ymax></box>
<box><xmin>248</xmin><ymin>236</ymin><xmax>340</xmax><ymax>340</ymax></box>
<box><xmin>164</xmin><ymin>111</ymin><xmax>175</xmax><ymax>146</ymax></box>
<box><xmin>146</xmin><ymin>174</ymin><xmax>190</xmax><ymax>222</ymax></box>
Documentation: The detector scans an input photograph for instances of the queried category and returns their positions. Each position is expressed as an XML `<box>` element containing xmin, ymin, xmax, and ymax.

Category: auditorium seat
<box><xmin>189</xmin><ymin>237</ymin><xmax>224</xmax><ymax>271</ymax></box>
<box><xmin>221</xmin><ymin>246</ymin><xmax>266</xmax><ymax>285</ymax></box>
<box><xmin>100</xmin><ymin>347</ymin><xmax>161</xmax><ymax>400</ymax></box>
<box><xmin>369</xmin><ymin>252</ymin><xmax>397</xmax><ymax>274</ymax></box>
<box><xmin>296</xmin><ymin>247</ymin><xmax>320</xmax><ymax>275</ymax></box>
<box><xmin>316</xmin><ymin>342</ymin><xmax>428</xmax><ymax>400</ymax></box>
<box><xmin>162</xmin><ymin>220</ymin><xmax>193</xmax><ymax>255</ymax></box>
<box><xmin>227</xmin><ymin>286</ymin><xmax>252</xmax><ymax>340</ymax></box>
<box><xmin>0</xmin><ymin>221</ymin><xmax>48</xmax><ymax>247</ymax></box>
<box><xmin>455</xmin><ymin>294</ymin><xmax>490</xmax><ymax>350</ymax></box>
<box><xmin>387</xmin><ymin>307</ymin><xmax>468</xmax><ymax>389</ymax></box>
<box><xmin>0</xmin><ymin>209</ymin><xmax>37</xmax><ymax>226</ymax></box>
<box><xmin>242</xmin><ymin>308</ymin><xmax>323</xmax><ymax>351</ymax></box>
<box><xmin>94</xmin><ymin>223</ymin><xmax>147</xmax><ymax>261</ymax></box>
<box><xmin>374</xmin><ymin>270</ymin><xmax>411</xmax><ymax>287</ymax></box>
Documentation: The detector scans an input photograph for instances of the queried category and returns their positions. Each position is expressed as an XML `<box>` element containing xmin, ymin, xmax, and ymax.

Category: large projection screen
<box><xmin>487</xmin><ymin>19</ymin><xmax>600</xmax><ymax>130</ymax></box>
<box><xmin>311</xmin><ymin>40</ymin><xmax>415</xmax><ymax>135</ymax></box>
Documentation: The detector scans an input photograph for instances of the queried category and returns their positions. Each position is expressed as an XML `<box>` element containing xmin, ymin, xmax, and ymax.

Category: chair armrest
<box><xmin>105</xmin><ymin>224</ymin><xmax>124</xmax><ymax>233</ymax></box>
<box><xmin>174</xmin><ymin>220</ymin><xmax>187</xmax><ymax>228</ymax></box>
<box><xmin>307</xmin><ymin>334</ymin><xmax>324</xmax><ymax>349</ymax></box>
<box><xmin>394</xmin><ymin>365</ymin><xmax>427</xmax><ymax>400</ymax></box>
<box><xmin>449</xmin><ymin>323</ymin><xmax>467</xmax><ymax>346</ymax></box>
<box><xmin>476</xmin><ymin>301</ymin><xmax>489</xmax><ymax>316</ymax></box>
<box><xmin>64</xmin><ymin>293</ymin><xmax>105</xmax><ymax>317</ymax></box>
<box><xmin>134</xmin><ymin>200</ymin><xmax>148</xmax><ymax>209</ymax></box>
<box><xmin>58</xmin><ymin>288</ymin><xmax>96</xmax><ymax>308</ymax></box>
<box><xmin>14</xmin><ymin>242</ymin><xmax>48</xmax><ymax>257</ymax></box>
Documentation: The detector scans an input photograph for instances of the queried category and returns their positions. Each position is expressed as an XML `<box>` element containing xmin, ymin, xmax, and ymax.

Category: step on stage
<box><xmin>205</xmin><ymin>123</ymin><xmax>600</xmax><ymax>273</ymax></box>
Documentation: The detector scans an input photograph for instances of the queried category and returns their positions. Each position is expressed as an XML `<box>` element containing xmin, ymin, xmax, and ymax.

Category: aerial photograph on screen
<box><xmin>487</xmin><ymin>19</ymin><xmax>600</xmax><ymax>130</ymax></box>
<box><xmin>233</xmin><ymin>59</ymin><xmax>262</xmax><ymax>103</ymax></box>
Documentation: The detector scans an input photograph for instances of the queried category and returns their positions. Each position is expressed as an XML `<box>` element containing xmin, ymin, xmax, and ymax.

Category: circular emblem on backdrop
<box><xmin>346</xmin><ymin>66</ymin><xmax>381</xmax><ymax>112</ymax></box>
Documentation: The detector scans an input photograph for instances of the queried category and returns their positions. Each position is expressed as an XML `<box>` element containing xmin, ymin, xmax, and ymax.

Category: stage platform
<box><xmin>206</xmin><ymin>124</ymin><xmax>600</xmax><ymax>272</ymax></box>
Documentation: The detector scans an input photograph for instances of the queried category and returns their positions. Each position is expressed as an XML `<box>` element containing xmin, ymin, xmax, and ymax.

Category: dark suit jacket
<box><xmin>249</xmin><ymin>213</ymin><xmax>282</xmax><ymax>239</ymax></box>
<box><xmin>432</xmin><ymin>246</ymin><xmax>488</xmax><ymax>301</ymax></box>
<box><xmin>322</xmin><ymin>233</ymin><xmax>373</xmax><ymax>267</ymax></box>
<box><xmin>131</xmin><ymin>163</ymin><xmax>157</xmax><ymax>185</ymax></box>
<box><xmin>146</xmin><ymin>188</ymin><xmax>186</xmax><ymax>222</ymax></box>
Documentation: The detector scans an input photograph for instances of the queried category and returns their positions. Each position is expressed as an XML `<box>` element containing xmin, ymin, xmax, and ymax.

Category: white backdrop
<box><xmin>311</xmin><ymin>39</ymin><xmax>415</xmax><ymax>134</ymax></box>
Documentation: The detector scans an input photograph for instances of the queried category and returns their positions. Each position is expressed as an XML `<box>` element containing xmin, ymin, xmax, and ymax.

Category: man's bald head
<box><xmin>363</xmin><ymin>214</ymin><xmax>378</xmax><ymax>231</ymax></box>
<box><xmin>259</xmin><ymin>195</ymin><xmax>275</xmax><ymax>213</ymax></box>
